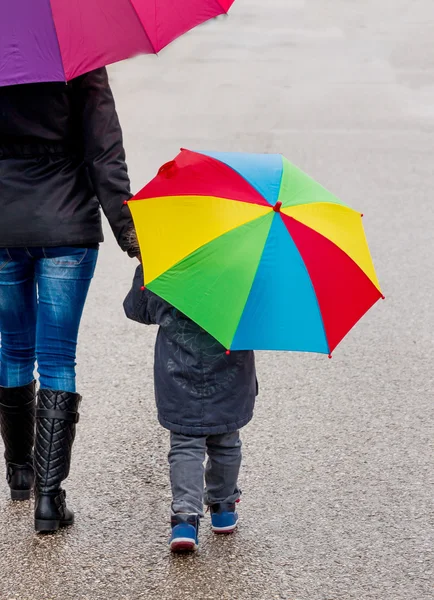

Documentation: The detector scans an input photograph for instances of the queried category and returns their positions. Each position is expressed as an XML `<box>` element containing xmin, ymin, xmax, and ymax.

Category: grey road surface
<box><xmin>1</xmin><ymin>1</ymin><xmax>433</xmax><ymax>599</ymax></box>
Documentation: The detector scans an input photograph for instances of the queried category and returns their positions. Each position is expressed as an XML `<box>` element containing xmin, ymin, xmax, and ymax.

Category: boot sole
<box><xmin>11</xmin><ymin>489</ymin><xmax>31</xmax><ymax>501</ymax></box>
<box><xmin>35</xmin><ymin>517</ymin><xmax>74</xmax><ymax>533</ymax></box>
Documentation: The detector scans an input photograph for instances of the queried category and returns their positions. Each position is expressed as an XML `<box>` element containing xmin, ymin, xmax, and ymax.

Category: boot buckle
<box><xmin>54</xmin><ymin>490</ymin><xmax>67</xmax><ymax>517</ymax></box>
<box><xmin>6</xmin><ymin>464</ymin><xmax>13</xmax><ymax>484</ymax></box>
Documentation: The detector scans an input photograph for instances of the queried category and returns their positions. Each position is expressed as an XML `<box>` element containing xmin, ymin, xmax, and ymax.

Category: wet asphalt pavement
<box><xmin>1</xmin><ymin>1</ymin><xmax>433</xmax><ymax>598</ymax></box>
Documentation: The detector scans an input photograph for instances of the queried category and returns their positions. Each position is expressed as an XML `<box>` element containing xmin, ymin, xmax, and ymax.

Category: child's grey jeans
<box><xmin>168</xmin><ymin>431</ymin><xmax>242</xmax><ymax>517</ymax></box>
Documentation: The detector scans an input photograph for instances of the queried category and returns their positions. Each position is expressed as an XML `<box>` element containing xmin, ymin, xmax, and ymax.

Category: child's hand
<box><xmin>124</xmin><ymin>226</ymin><xmax>141</xmax><ymax>259</ymax></box>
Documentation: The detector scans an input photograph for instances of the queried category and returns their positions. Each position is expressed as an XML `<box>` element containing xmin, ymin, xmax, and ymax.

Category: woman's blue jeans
<box><xmin>0</xmin><ymin>247</ymin><xmax>98</xmax><ymax>392</ymax></box>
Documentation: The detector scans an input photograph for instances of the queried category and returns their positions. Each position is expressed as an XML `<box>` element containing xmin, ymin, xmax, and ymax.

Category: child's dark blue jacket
<box><xmin>124</xmin><ymin>265</ymin><xmax>257</xmax><ymax>436</ymax></box>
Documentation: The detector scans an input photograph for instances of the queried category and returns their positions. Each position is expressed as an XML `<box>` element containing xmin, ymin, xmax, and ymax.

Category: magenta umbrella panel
<box><xmin>0</xmin><ymin>0</ymin><xmax>235</xmax><ymax>87</ymax></box>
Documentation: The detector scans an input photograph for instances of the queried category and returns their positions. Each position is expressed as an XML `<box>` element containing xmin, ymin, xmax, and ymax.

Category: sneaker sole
<box><xmin>170</xmin><ymin>538</ymin><xmax>198</xmax><ymax>553</ymax></box>
<box><xmin>211</xmin><ymin>520</ymin><xmax>239</xmax><ymax>534</ymax></box>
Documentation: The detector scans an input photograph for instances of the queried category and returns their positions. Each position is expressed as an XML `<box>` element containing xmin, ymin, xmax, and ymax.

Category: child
<box><xmin>124</xmin><ymin>264</ymin><xmax>258</xmax><ymax>552</ymax></box>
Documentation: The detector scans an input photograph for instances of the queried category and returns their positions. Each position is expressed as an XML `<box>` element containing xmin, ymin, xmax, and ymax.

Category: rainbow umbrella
<box><xmin>127</xmin><ymin>150</ymin><xmax>383</xmax><ymax>355</ymax></box>
<box><xmin>0</xmin><ymin>0</ymin><xmax>235</xmax><ymax>87</ymax></box>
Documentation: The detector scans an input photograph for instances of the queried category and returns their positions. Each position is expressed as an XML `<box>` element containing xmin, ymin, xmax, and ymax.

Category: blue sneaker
<box><xmin>210</xmin><ymin>503</ymin><xmax>239</xmax><ymax>534</ymax></box>
<box><xmin>170</xmin><ymin>514</ymin><xmax>199</xmax><ymax>552</ymax></box>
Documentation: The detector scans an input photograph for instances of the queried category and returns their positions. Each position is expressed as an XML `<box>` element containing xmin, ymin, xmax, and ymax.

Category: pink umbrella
<box><xmin>0</xmin><ymin>0</ymin><xmax>235</xmax><ymax>87</ymax></box>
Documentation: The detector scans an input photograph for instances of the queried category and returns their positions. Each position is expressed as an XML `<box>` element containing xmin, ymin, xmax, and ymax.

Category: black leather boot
<box><xmin>34</xmin><ymin>389</ymin><xmax>81</xmax><ymax>533</ymax></box>
<box><xmin>0</xmin><ymin>382</ymin><xmax>36</xmax><ymax>501</ymax></box>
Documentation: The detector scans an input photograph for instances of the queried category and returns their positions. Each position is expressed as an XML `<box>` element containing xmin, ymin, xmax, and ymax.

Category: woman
<box><xmin>0</xmin><ymin>68</ymin><xmax>137</xmax><ymax>532</ymax></box>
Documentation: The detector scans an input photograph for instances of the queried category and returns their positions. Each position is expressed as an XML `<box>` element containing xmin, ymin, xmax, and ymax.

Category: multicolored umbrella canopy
<box><xmin>128</xmin><ymin>150</ymin><xmax>383</xmax><ymax>355</ymax></box>
<box><xmin>0</xmin><ymin>0</ymin><xmax>235</xmax><ymax>87</ymax></box>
